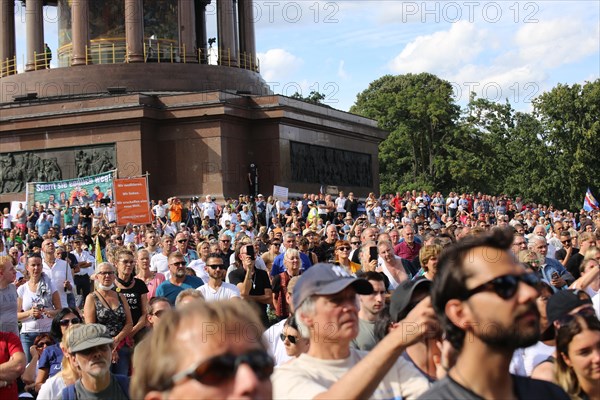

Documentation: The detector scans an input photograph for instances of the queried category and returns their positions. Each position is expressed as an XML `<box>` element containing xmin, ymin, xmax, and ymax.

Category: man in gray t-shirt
<box><xmin>59</xmin><ymin>324</ymin><xmax>129</xmax><ymax>400</ymax></box>
<box><xmin>351</xmin><ymin>271</ymin><xmax>387</xmax><ymax>351</ymax></box>
<box><xmin>0</xmin><ymin>258</ymin><xmax>19</xmax><ymax>336</ymax></box>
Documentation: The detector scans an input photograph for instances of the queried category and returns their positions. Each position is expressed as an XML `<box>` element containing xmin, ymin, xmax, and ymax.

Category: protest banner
<box><xmin>113</xmin><ymin>176</ymin><xmax>152</xmax><ymax>226</ymax></box>
<box><xmin>273</xmin><ymin>185</ymin><xmax>289</xmax><ymax>202</ymax></box>
<box><xmin>27</xmin><ymin>171</ymin><xmax>114</xmax><ymax>208</ymax></box>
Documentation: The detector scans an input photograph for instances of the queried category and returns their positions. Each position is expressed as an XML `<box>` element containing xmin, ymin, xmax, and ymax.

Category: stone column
<box><xmin>238</xmin><ymin>0</ymin><xmax>255</xmax><ymax>69</ymax></box>
<box><xmin>71</xmin><ymin>0</ymin><xmax>90</xmax><ymax>66</ymax></box>
<box><xmin>125</xmin><ymin>0</ymin><xmax>144</xmax><ymax>62</ymax></box>
<box><xmin>178</xmin><ymin>0</ymin><xmax>197</xmax><ymax>62</ymax></box>
<box><xmin>217</xmin><ymin>0</ymin><xmax>237</xmax><ymax>66</ymax></box>
<box><xmin>195</xmin><ymin>0</ymin><xmax>210</xmax><ymax>63</ymax></box>
<box><xmin>0</xmin><ymin>0</ymin><xmax>16</xmax><ymax>76</ymax></box>
<box><xmin>25</xmin><ymin>0</ymin><xmax>45</xmax><ymax>71</ymax></box>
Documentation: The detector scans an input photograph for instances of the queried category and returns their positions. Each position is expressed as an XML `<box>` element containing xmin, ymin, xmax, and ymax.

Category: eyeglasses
<box><xmin>171</xmin><ymin>261</ymin><xmax>186</xmax><ymax>267</ymax></box>
<box><xmin>36</xmin><ymin>341</ymin><xmax>52</xmax><ymax>349</ymax></box>
<box><xmin>59</xmin><ymin>317</ymin><xmax>81</xmax><ymax>327</ymax></box>
<box><xmin>461</xmin><ymin>273</ymin><xmax>540</xmax><ymax>300</ymax></box>
<box><xmin>208</xmin><ymin>264</ymin><xmax>226</xmax><ymax>270</ymax></box>
<box><xmin>337</xmin><ymin>246</ymin><xmax>350</xmax><ymax>251</ymax></box>
<box><xmin>279</xmin><ymin>333</ymin><xmax>300</xmax><ymax>344</ymax></box>
<box><xmin>556</xmin><ymin>306</ymin><xmax>596</xmax><ymax>327</ymax></box>
<box><xmin>177</xmin><ymin>239</ymin><xmax>188</xmax><ymax>244</ymax></box>
<box><xmin>171</xmin><ymin>349</ymin><xmax>274</xmax><ymax>387</ymax></box>
<box><xmin>351</xmin><ymin>242</ymin><xmax>361</xmax><ymax>245</ymax></box>
<box><xmin>98</xmin><ymin>271</ymin><xmax>115</xmax><ymax>276</ymax></box>
<box><xmin>220</xmin><ymin>239</ymin><xmax>231</xmax><ymax>243</ymax></box>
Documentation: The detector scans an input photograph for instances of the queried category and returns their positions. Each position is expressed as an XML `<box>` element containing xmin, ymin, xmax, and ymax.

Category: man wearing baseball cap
<box><xmin>272</xmin><ymin>263</ymin><xmax>434</xmax><ymax>399</ymax></box>
<box><xmin>60</xmin><ymin>324</ymin><xmax>129</xmax><ymax>399</ymax></box>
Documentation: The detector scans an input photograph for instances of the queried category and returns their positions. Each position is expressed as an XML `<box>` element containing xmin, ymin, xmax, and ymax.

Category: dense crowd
<box><xmin>0</xmin><ymin>190</ymin><xmax>599</xmax><ymax>399</ymax></box>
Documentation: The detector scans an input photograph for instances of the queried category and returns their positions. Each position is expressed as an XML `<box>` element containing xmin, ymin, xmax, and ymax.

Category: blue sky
<box><xmin>13</xmin><ymin>1</ymin><xmax>600</xmax><ymax>112</ymax></box>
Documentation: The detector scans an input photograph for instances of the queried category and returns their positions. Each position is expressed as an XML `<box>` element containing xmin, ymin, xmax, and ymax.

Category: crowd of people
<box><xmin>0</xmin><ymin>189</ymin><xmax>599</xmax><ymax>399</ymax></box>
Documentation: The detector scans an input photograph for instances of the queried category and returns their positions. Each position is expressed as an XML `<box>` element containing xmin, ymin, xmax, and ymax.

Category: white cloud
<box><xmin>257</xmin><ymin>48</ymin><xmax>303</xmax><ymax>82</ymax></box>
<box><xmin>337</xmin><ymin>60</ymin><xmax>349</xmax><ymax>79</ymax></box>
<box><xmin>515</xmin><ymin>19</ymin><xmax>599</xmax><ymax>68</ymax></box>
<box><xmin>388</xmin><ymin>21</ymin><xmax>487</xmax><ymax>75</ymax></box>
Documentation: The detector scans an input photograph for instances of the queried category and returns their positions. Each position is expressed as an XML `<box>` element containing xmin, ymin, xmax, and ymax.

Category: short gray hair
<box><xmin>295</xmin><ymin>295</ymin><xmax>317</xmax><ymax>339</ymax></box>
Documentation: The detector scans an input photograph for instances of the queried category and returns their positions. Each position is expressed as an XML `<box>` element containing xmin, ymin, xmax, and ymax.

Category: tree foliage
<box><xmin>350</xmin><ymin>74</ymin><xmax>600</xmax><ymax>210</ymax></box>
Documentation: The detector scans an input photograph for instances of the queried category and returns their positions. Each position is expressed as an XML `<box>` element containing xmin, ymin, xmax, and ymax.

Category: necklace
<box><xmin>251</xmin><ymin>273</ymin><xmax>256</xmax><ymax>289</ymax></box>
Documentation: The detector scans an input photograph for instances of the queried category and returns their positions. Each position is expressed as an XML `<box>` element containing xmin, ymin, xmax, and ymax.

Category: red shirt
<box><xmin>0</xmin><ymin>332</ymin><xmax>24</xmax><ymax>400</ymax></box>
<box><xmin>394</xmin><ymin>241</ymin><xmax>422</xmax><ymax>261</ymax></box>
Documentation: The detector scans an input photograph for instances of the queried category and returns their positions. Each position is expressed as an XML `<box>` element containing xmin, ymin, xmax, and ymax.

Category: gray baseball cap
<box><xmin>67</xmin><ymin>324</ymin><xmax>114</xmax><ymax>353</ymax></box>
<box><xmin>293</xmin><ymin>263</ymin><xmax>373</xmax><ymax>309</ymax></box>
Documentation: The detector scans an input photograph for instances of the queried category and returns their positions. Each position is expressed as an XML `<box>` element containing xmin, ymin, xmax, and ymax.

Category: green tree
<box><xmin>290</xmin><ymin>91</ymin><xmax>327</xmax><ymax>105</ymax></box>
<box><xmin>533</xmin><ymin>80</ymin><xmax>600</xmax><ymax>209</ymax></box>
<box><xmin>350</xmin><ymin>73</ymin><xmax>460</xmax><ymax>192</ymax></box>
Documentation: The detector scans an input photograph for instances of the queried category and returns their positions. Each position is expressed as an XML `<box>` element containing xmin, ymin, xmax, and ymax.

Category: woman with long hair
<box><xmin>186</xmin><ymin>241</ymin><xmax>210</xmax><ymax>281</ymax></box>
<box><xmin>83</xmin><ymin>261</ymin><xmax>133</xmax><ymax>375</ymax></box>
<box><xmin>555</xmin><ymin>313</ymin><xmax>600</xmax><ymax>400</ymax></box>
<box><xmin>17</xmin><ymin>254</ymin><xmax>61</xmax><ymax>362</ymax></box>
<box><xmin>36</xmin><ymin>325</ymin><xmax>81</xmax><ymax>399</ymax></box>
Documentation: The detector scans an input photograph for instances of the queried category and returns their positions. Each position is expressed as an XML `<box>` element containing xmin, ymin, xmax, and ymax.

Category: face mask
<box><xmin>97</xmin><ymin>283</ymin><xmax>115</xmax><ymax>291</ymax></box>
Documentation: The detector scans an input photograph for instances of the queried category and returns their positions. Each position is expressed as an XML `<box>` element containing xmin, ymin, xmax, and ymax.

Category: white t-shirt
<box><xmin>272</xmin><ymin>348</ymin><xmax>430</xmax><ymax>399</ymax></box>
<box><xmin>202</xmin><ymin>201</ymin><xmax>218</xmax><ymax>219</ymax></box>
<box><xmin>16</xmin><ymin>278</ymin><xmax>56</xmax><ymax>333</ymax></box>
<box><xmin>2</xmin><ymin>214</ymin><xmax>13</xmax><ymax>229</ymax></box>
<box><xmin>335</xmin><ymin>197</ymin><xmax>347</xmax><ymax>213</ymax></box>
<box><xmin>150</xmin><ymin>253</ymin><xmax>169</xmax><ymax>274</ymax></box>
<box><xmin>263</xmin><ymin>319</ymin><xmax>292</xmax><ymax>366</ymax></box>
<box><xmin>197</xmin><ymin>282</ymin><xmax>240</xmax><ymax>301</ymax></box>
<box><xmin>153</xmin><ymin>204</ymin><xmax>167</xmax><ymax>218</ymax></box>
<box><xmin>522</xmin><ymin>340</ymin><xmax>555</xmax><ymax>377</ymax></box>
<box><xmin>187</xmin><ymin>259</ymin><xmax>209</xmax><ymax>283</ymax></box>
<box><xmin>103</xmin><ymin>206</ymin><xmax>116</xmax><ymax>223</ymax></box>
<box><xmin>593</xmin><ymin>293</ymin><xmax>599</xmax><ymax>318</ymax></box>
<box><xmin>37</xmin><ymin>372</ymin><xmax>66</xmax><ymax>400</ymax></box>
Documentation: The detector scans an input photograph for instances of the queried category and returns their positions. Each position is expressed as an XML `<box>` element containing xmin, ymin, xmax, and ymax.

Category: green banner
<box><xmin>28</xmin><ymin>171</ymin><xmax>115</xmax><ymax>208</ymax></box>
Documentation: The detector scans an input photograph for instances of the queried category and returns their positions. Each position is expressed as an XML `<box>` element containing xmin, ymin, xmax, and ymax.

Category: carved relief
<box><xmin>290</xmin><ymin>142</ymin><xmax>372</xmax><ymax>187</ymax></box>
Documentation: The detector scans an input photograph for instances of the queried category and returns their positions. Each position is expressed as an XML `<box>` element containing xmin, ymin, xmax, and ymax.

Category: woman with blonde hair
<box><xmin>36</xmin><ymin>325</ymin><xmax>81</xmax><ymax>399</ymax></box>
<box><xmin>418</xmin><ymin>244</ymin><xmax>442</xmax><ymax>281</ymax></box>
<box><xmin>555</xmin><ymin>313</ymin><xmax>600</xmax><ymax>400</ymax></box>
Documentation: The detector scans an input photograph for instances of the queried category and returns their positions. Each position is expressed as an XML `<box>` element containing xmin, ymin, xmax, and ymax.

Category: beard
<box><xmin>477</xmin><ymin>305</ymin><xmax>541</xmax><ymax>350</ymax></box>
<box><xmin>175</xmin><ymin>269</ymin><xmax>186</xmax><ymax>278</ymax></box>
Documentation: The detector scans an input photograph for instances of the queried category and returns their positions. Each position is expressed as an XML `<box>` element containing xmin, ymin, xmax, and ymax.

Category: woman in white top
<box><xmin>37</xmin><ymin>325</ymin><xmax>80</xmax><ymax>400</ymax></box>
<box><xmin>17</xmin><ymin>253</ymin><xmax>61</xmax><ymax>363</ymax></box>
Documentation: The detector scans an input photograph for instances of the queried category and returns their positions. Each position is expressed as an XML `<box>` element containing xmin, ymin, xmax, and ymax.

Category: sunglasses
<box><xmin>220</xmin><ymin>240</ymin><xmax>231</xmax><ymax>243</ymax></box>
<box><xmin>279</xmin><ymin>333</ymin><xmax>300</xmax><ymax>344</ymax></box>
<box><xmin>337</xmin><ymin>246</ymin><xmax>350</xmax><ymax>251</ymax></box>
<box><xmin>171</xmin><ymin>261</ymin><xmax>186</xmax><ymax>267</ymax></box>
<box><xmin>171</xmin><ymin>349</ymin><xmax>274</xmax><ymax>387</ymax></box>
<box><xmin>36</xmin><ymin>341</ymin><xmax>52</xmax><ymax>349</ymax></box>
<box><xmin>98</xmin><ymin>271</ymin><xmax>115</xmax><ymax>276</ymax></box>
<box><xmin>59</xmin><ymin>317</ymin><xmax>81</xmax><ymax>327</ymax></box>
<box><xmin>461</xmin><ymin>272</ymin><xmax>540</xmax><ymax>300</ymax></box>
<box><xmin>208</xmin><ymin>264</ymin><xmax>226</xmax><ymax>270</ymax></box>
<box><xmin>177</xmin><ymin>239</ymin><xmax>188</xmax><ymax>244</ymax></box>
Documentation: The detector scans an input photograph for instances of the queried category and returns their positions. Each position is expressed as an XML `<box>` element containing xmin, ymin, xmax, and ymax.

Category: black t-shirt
<box><xmin>114</xmin><ymin>279</ymin><xmax>148</xmax><ymax>326</ymax></box>
<box><xmin>418</xmin><ymin>374</ymin><xmax>569</xmax><ymax>400</ymax></box>
<box><xmin>221</xmin><ymin>249</ymin><xmax>234</xmax><ymax>268</ymax></box>
<box><xmin>555</xmin><ymin>247</ymin><xmax>579</xmax><ymax>262</ymax></box>
<box><xmin>80</xmin><ymin>207</ymin><xmax>93</xmax><ymax>223</ymax></box>
<box><xmin>565</xmin><ymin>252</ymin><xmax>584</xmax><ymax>280</ymax></box>
<box><xmin>228</xmin><ymin>268</ymin><xmax>272</xmax><ymax>326</ymax></box>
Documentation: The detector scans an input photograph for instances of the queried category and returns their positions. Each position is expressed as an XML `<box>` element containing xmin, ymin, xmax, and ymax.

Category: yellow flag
<box><xmin>95</xmin><ymin>236</ymin><xmax>103</xmax><ymax>266</ymax></box>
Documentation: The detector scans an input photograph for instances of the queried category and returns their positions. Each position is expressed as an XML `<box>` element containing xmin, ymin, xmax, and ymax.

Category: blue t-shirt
<box><xmin>39</xmin><ymin>343</ymin><xmax>63</xmax><ymax>377</ymax></box>
<box><xmin>270</xmin><ymin>252</ymin><xmax>312</xmax><ymax>276</ymax></box>
<box><xmin>155</xmin><ymin>276</ymin><xmax>204</xmax><ymax>305</ymax></box>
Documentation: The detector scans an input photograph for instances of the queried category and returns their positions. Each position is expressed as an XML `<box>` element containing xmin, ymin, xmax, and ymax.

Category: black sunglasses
<box><xmin>208</xmin><ymin>264</ymin><xmax>226</xmax><ymax>270</ymax></box>
<box><xmin>177</xmin><ymin>239</ymin><xmax>188</xmax><ymax>243</ymax></box>
<box><xmin>171</xmin><ymin>261</ymin><xmax>186</xmax><ymax>267</ymax></box>
<box><xmin>279</xmin><ymin>333</ymin><xmax>300</xmax><ymax>344</ymax></box>
<box><xmin>171</xmin><ymin>349</ymin><xmax>274</xmax><ymax>387</ymax></box>
<box><xmin>59</xmin><ymin>317</ymin><xmax>81</xmax><ymax>327</ymax></box>
<box><xmin>36</xmin><ymin>341</ymin><xmax>52</xmax><ymax>349</ymax></box>
<box><xmin>461</xmin><ymin>273</ymin><xmax>540</xmax><ymax>300</ymax></box>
